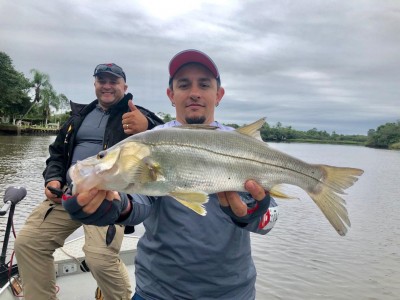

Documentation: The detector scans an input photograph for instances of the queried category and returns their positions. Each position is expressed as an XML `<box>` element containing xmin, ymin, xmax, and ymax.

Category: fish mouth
<box><xmin>68</xmin><ymin>147</ymin><xmax>122</xmax><ymax>193</ymax></box>
<box><xmin>69</xmin><ymin>163</ymin><xmax>94</xmax><ymax>183</ymax></box>
<box><xmin>69</xmin><ymin>154</ymin><xmax>107</xmax><ymax>178</ymax></box>
<box><xmin>68</xmin><ymin>162</ymin><xmax>103</xmax><ymax>194</ymax></box>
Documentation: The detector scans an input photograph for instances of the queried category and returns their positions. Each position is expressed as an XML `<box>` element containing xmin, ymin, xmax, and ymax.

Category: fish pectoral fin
<box><xmin>130</xmin><ymin>157</ymin><xmax>164</xmax><ymax>184</ymax></box>
<box><xmin>236</xmin><ymin>118</ymin><xmax>266</xmax><ymax>141</ymax></box>
<box><xmin>169</xmin><ymin>191</ymin><xmax>209</xmax><ymax>216</ymax></box>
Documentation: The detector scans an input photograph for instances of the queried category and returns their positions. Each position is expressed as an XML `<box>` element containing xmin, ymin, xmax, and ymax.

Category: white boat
<box><xmin>0</xmin><ymin>235</ymin><xmax>138</xmax><ymax>300</ymax></box>
<box><xmin>0</xmin><ymin>186</ymin><xmax>138</xmax><ymax>300</ymax></box>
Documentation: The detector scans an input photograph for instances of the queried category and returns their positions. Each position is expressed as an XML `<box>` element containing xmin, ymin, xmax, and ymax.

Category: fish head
<box><xmin>69</xmin><ymin>141</ymin><xmax>151</xmax><ymax>194</ymax></box>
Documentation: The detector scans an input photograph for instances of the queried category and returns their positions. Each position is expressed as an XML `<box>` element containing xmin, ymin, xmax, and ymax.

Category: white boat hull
<box><xmin>0</xmin><ymin>235</ymin><xmax>138</xmax><ymax>300</ymax></box>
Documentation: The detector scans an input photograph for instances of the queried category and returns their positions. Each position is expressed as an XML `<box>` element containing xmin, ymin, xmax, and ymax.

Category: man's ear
<box><xmin>217</xmin><ymin>87</ymin><xmax>225</xmax><ymax>103</ymax></box>
<box><xmin>167</xmin><ymin>88</ymin><xmax>174</xmax><ymax>103</ymax></box>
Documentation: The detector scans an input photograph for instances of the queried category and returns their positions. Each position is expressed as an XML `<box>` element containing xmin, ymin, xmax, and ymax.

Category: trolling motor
<box><xmin>0</xmin><ymin>186</ymin><xmax>27</xmax><ymax>288</ymax></box>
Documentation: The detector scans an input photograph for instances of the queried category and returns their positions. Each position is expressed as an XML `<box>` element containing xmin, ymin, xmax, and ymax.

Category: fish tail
<box><xmin>307</xmin><ymin>165</ymin><xmax>364</xmax><ymax>236</ymax></box>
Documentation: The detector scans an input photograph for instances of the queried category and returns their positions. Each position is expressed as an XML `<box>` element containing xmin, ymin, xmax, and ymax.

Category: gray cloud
<box><xmin>1</xmin><ymin>0</ymin><xmax>399</xmax><ymax>134</ymax></box>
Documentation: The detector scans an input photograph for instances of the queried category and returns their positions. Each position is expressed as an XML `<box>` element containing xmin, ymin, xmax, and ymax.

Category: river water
<box><xmin>0</xmin><ymin>135</ymin><xmax>399</xmax><ymax>299</ymax></box>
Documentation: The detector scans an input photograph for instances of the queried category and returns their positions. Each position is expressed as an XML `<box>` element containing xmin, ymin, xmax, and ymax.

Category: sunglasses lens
<box><xmin>94</xmin><ymin>64</ymin><xmax>125</xmax><ymax>80</ymax></box>
<box><xmin>95</xmin><ymin>64</ymin><xmax>118</xmax><ymax>73</ymax></box>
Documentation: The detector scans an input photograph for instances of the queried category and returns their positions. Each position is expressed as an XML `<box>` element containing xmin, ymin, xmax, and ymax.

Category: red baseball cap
<box><xmin>168</xmin><ymin>49</ymin><xmax>220</xmax><ymax>80</ymax></box>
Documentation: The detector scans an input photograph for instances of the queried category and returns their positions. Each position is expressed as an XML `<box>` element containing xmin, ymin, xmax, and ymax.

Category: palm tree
<box><xmin>30</xmin><ymin>68</ymin><xmax>50</xmax><ymax>102</ymax></box>
<box><xmin>40</xmin><ymin>89</ymin><xmax>69</xmax><ymax>126</ymax></box>
<box><xmin>40</xmin><ymin>86</ymin><xmax>57</xmax><ymax>126</ymax></box>
<box><xmin>58</xmin><ymin>93</ymin><xmax>70</xmax><ymax>111</ymax></box>
<box><xmin>22</xmin><ymin>69</ymin><xmax>51</xmax><ymax>120</ymax></box>
<box><xmin>20</xmin><ymin>69</ymin><xmax>70</xmax><ymax>126</ymax></box>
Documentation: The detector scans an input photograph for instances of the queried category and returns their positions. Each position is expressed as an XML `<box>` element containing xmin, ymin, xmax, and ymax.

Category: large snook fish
<box><xmin>69</xmin><ymin>118</ymin><xmax>363</xmax><ymax>236</ymax></box>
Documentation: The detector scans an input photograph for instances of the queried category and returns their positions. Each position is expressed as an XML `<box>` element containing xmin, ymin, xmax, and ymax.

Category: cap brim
<box><xmin>94</xmin><ymin>71</ymin><xmax>123</xmax><ymax>78</ymax></box>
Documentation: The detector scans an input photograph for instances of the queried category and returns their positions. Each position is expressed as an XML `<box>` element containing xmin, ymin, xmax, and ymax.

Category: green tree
<box><xmin>0</xmin><ymin>52</ymin><xmax>31</xmax><ymax>121</ymax></box>
<box><xmin>22</xmin><ymin>69</ymin><xmax>51</xmax><ymax>119</ymax></box>
<box><xmin>40</xmin><ymin>86</ymin><xmax>57</xmax><ymax>125</ymax></box>
<box><xmin>224</xmin><ymin>123</ymin><xmax>239</xmax><ymax>129</ymax></box>
<box><xmin>58</xmin><ymin>94</ymin><xmax>70</xmax><ymax>111</ymax></box>
<box><xmin>366</xmin><ymin>121</ymin><xmax>400</xmax><ymax>148</ymax></box>
<box><xmin>158</xmin><ymin>112</ymin><xmax>175</xmax><ymax>123</ymax></box>
<box><xmin>30</xmin><ymin>68</ymin><xmax>50</xmax><ymax>103</ymax></box>
<box><xmin>24</xmin><ymin>69</ymin><xmax>69</xmax><ymax>125</ymax></box>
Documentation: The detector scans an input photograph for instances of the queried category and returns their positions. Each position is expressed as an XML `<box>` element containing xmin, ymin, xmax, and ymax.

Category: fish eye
<box><xmin>97</xmin><ymin>150</ymin><xmax>107</xmax><ymax>159</ymax></box>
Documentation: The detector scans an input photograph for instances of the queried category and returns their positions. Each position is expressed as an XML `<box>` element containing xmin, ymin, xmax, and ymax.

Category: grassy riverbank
<box><xmin>281</xmin><ymin>139</ymin><xmax>365</xmax><ymax>146</ymax></box>
<box><xmin>389</xmin><ymin>142</ymin><xmax>400</xmax><ymax>150</ymax></box>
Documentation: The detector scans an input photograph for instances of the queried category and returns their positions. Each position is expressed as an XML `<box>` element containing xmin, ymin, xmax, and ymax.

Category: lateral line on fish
<box><xmin>143</xmin><ymin>141</ymin><xmax>342</xmax><ymax>193</ymax></box>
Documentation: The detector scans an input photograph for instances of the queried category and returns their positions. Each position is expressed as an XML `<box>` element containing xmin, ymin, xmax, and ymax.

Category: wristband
<box><xmin>220</xmin><ymin>192</ymin><xmax>271</xmax><ymax>226</ymax></box>
<box><xmin>62</xmin><ymin>192</ymin><xmax>129</xmax><ymax>226</ymax></box>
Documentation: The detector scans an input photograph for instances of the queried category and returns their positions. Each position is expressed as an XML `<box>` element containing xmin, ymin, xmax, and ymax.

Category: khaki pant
<box><xmin>14</xmin><ymin>199</ymin><xmax>132</xmax><ymax>300</ymax></box>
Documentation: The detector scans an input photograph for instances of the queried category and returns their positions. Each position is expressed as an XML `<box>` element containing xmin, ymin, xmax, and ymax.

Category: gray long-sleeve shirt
<box><xmin>122</xmin><ymin>121</ymin><xmax>279</xmax><ymax>300</ymax></box>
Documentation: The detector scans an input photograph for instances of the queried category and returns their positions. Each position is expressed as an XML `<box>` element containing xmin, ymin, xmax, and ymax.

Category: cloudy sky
<box><xmin>1</xmin><ymin>0</ymin><xmax>399</xmax><ymax>135</ymax></box>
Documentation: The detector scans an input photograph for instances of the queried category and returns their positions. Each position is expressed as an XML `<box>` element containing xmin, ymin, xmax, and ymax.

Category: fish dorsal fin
<box><xmin>169</xmin><ymin>191</ymin><xmax>209</xmax><ymax>216</ymax></box>
<box><xmin>176</xmin><ymin>124</ymin><xmax>219</xmax><ymax>130</ymax></box>
<box><xmin>236</xmin><ymin>118</ymin><xmax>266</xmax><ymax>141</ymax></box>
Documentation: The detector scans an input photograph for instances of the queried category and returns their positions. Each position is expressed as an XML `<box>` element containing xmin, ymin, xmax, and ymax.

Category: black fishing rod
<box><xmin>0</xmin><ymin>186</ymin><xmax>27</xmax><ymax>287</ymax></box>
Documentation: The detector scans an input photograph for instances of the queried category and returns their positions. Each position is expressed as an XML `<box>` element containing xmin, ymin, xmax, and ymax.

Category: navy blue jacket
<box><xmin>42</xmin><ymin>93</ymin><xmax>163</xmax><ymax>186</ymax></box>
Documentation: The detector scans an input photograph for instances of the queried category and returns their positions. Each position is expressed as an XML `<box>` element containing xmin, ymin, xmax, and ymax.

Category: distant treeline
<box><xmin>162</xmin><ymin>114</ymin><xmax>400</xmax><ymax>150</ymax></box>
<box><xmin>226</xmin><ymin>121</ymin><xmax>368</xmax><ymax>145</ymax></box>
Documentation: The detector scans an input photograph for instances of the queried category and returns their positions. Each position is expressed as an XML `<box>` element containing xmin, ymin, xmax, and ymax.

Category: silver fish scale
<box><xmin>128</xmin><ymin>127</ymin><xmax>325</xmax><ymax>194</ymax></box>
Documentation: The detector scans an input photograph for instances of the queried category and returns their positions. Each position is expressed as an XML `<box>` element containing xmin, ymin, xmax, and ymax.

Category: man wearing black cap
<box><xmin>14</xmin><ymin>63</ymin><xmax>163</xmax><ymax>300</ymax></box>
<box><xmin>61</xmin><ymin>51</ymin><xmax>279</xmax><ymax>300</ymax></box>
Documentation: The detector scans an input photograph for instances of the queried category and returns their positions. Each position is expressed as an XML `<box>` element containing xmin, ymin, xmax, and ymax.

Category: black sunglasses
<box><xmin>94</xmin><ymin>63</ymin><xmax>126</xmax><ymax>81</ymax></box>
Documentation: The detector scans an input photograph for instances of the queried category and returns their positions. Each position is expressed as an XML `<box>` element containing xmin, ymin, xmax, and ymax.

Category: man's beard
<box><xmin>185</xmin><ymin>116</ymin><xmax>206</xmax><ymax>124</ymax></box>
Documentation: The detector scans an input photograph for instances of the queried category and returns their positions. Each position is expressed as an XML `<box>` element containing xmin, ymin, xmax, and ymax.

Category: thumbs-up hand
<box><xmin>122</xmin><ymin>100</ymin><xmax>148</xmax><ymax>135</ymax></box>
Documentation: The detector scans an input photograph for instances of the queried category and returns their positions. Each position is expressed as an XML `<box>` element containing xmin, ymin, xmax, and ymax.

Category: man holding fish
<box><xmin>62</xmin><ymin>50</ymin><xmax>280</xmax><ymax>300</ymax></box>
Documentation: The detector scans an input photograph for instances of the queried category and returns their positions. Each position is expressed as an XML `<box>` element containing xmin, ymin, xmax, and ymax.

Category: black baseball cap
<box><xmin>93</xmin><ymin>63</ymin><xmax>126</xmax><ymax>82</ymax></box>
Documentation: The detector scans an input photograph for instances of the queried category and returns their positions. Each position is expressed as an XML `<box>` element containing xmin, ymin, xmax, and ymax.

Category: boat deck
<box><xmin>0</xmin><ymin>235</ymin><xmax>138</xmax><ymax>300</ymax></box>
<box><xmin>54</xmin><ymin>235</ymin><xmax>138</xmax><ymax>299</ymax></box>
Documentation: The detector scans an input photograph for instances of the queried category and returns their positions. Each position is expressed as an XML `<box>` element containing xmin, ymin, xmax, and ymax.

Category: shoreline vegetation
<box><xmin>1</xmin><ymin>119</ymin><xmax>399</xmax><ymax>150</ymax></box>
<box><xmin>1</xmin><ymin>50</ymin><xmax>399</xmax><ymax>150</ymax></box>
<box><xmin>223</xmin><ymin>119</ymin><xmax>400</xmax><ymax>150</ymax></box>
<box><xmin>0</xmin><ymin>124</ymin><xmax>58</xmax><ymax>135</ymax></box>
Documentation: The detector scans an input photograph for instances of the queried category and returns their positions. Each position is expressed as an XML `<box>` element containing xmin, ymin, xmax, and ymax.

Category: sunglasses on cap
<box><xmin>93</xmin><ymin>63</ymin><xmax>126</xmax><ymax>81</ymax></box>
